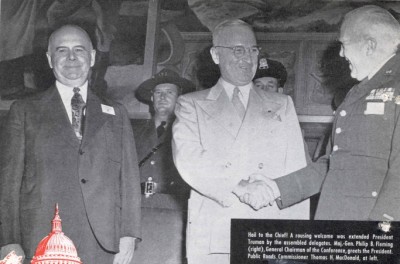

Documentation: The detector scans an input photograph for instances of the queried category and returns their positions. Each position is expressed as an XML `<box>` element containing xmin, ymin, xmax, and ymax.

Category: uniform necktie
<box><xmin>71</xmin><ymin>87</ymin><xmax>85</xmax><ymax>140</ymax></box>
<box><xmin>156</xmin><ymin>121</ymin><xmax>167</xmax><ymax>138</ymax></box>
<box><xmin>232</xmin><ymin>87</ymin><xmax>245</xmax><ymax>120</ymax></box>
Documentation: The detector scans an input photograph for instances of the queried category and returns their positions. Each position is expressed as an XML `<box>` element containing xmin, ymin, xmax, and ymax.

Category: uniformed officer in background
<box><xmin>239</xmin><ymin>5</ymin><xmax>400</xmax><ymax>222</ymax></box>
<box><xmin>253</xmin><ymin>57</ymin><xmax>287</xmax><ymax>94</ymax></box>
<box><xmin>131</xmin><ymin>68</ymin><xmax>195</xmax><ymax>264</ymax></box>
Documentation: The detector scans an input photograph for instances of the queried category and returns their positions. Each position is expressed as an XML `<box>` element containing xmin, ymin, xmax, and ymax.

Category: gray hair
<box><xmin>212</xmin><ymin>19</ymin><xmax>254</xmax><ymax>46</ymax></box>
<box><xmin>342</xmin><ymin>5</ymin><xmax>400</xmax><ymax>54</ymax></box>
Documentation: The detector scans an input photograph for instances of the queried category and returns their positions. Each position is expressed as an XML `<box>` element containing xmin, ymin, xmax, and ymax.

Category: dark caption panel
<box><xmin>231</xmin><ymin>219</ymin><xmax>400</xmax><ymax>264</ymax></box>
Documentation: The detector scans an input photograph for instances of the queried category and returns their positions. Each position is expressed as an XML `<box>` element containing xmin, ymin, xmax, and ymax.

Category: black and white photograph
<box><xmin>0</xmin><ymin>1</ymin><xmax>400</xmax><ymax>263</ymax></box>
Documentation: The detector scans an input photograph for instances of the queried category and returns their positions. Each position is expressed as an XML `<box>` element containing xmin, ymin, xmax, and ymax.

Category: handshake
<box><xmin>232</xmin><ymin>173</ymin><xmax>281</xmax><ymax>210</ymax></box>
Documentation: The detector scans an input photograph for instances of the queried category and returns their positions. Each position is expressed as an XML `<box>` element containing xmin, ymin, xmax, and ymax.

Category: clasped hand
<box><xmin>232</xmin><ymin>173</ymin><xmax>277</xmax><ymax>210</ymax></box>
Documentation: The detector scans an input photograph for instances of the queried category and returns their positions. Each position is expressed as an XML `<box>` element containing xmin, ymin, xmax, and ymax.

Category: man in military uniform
<box><xmin>239</xmin><ymin>5</ymin><xmax>400</xmax><ymax>222</ymax></box>
<box><xmin>253</xmin><ymin>57</ymin><xmax>287</xmax><ymax>94</ymax></box>
<box><xmin>131</xmin><ymin>68</ymin><xmax>195</xmax><ymax>264</ymax></box>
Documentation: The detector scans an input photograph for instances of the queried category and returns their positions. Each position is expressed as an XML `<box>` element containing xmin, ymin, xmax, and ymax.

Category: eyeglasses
<box><xmin>214</xmin><ymin>45</ymin><xmax>260</xmax><ymax>58</ymax></box>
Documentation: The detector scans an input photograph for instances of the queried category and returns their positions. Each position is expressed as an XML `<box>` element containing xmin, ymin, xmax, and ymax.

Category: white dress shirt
<box><xmin>220</xmin><ymin>78</ymin><xmax>252</xmax><ymax>109</ymax></box>
<box><xmin>56</xmin><ymin>80</ymin><xmax>88</xmax><ymax>124</ymax></box>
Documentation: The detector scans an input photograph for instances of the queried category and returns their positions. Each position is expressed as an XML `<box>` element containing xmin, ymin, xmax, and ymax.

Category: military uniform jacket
<box><xmin>172</xmin><ymin>79</ymin><xmax>308</xmax><ymax>255</ymax></box>
<box><xmin>131</xmin><ymin>118</ymin><xmax>189</xmax><ymax>199</ymax></box>
<box><xmin>0</xmin><ymin>86</ymin><xmax>141</xmax><ymax>257</ymax></box>
<box><xmin>276</xmin><ymin>53</ymin><xmax>400</xmax><ymax>221</ymax></box>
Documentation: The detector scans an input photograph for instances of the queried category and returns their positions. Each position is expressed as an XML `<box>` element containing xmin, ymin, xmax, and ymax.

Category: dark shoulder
<box><xmin>131</xmin><ymin>118</ymin><xmax>152</xmax><ymax>128</ymax></box>
<box><xmin>131</xmin><ymin>118</ymin><xmax>153</xmax><ymax>138</ymax></box>
<box><xmin>9</xmin><ymin>87</ymin><xmax>54</xmax><ymax>111</ymax></box>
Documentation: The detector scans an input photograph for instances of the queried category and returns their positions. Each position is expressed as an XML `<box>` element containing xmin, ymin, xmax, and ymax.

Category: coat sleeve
<box><xmin>275</xmin><ymin>118</ymin><xmax>330</xmax><ymax>209</ymax></box>
<box><xmin>172</xmin><ymin>95</ymin><xmax>239</xmax><ymax>206</ymax></box>
<box><xmin>118</xmin><ymin>105</ymin><xmax>141</xmax><ymax>240</ymax></box>
<box><xmin>0</xmin><ymin>102</ymin><xmax>25</xmax><ymax>247</ymax></box>
<box><xmin>368</xmin><ymin>103</ymin><xmax>400</xmax><ymax>221</ymax></box>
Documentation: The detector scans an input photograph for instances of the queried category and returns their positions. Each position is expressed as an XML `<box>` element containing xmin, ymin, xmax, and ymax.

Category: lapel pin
<box><xmin>101</xmin><ymin>104</ymin><xmax>115</xmax><ymax>115</ymax></box>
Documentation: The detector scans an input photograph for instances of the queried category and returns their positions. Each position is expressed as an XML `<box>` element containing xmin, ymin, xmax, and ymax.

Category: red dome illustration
<box><xmin>31</xmin><ymin>204</ymin><xmax>82</xmax><ymax>264</ymax></box>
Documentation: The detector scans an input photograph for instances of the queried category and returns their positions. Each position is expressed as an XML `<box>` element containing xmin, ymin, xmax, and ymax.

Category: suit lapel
<box><xmin>236</xmin><ymin>87</ymin><xmax>283</xmax><ymax>140</ymax></box>
<box><xmin>42</xmin><ymin>86</ymin><xmax>81</xmax><ymax>148</ymax></box>
<box><xmin>196</xmin><ymin>83</ymin><xmax>243</xmax><ymax>138</ymax></box>
<box><xmin>80</xmin><ymin>89</ymin><xmax>108</xmax><ymax>150</ymax></box>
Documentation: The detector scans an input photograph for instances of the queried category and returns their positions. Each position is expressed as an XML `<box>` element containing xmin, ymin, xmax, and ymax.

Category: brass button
<box><xmin>340</xmin><ymin>110</ymin><xmax>347</xmax><ymax>117</ymax></box>
<box><xmin>372</xmin><ymin>191</ymin><xmax>378</xmax><ymax>197</ymax></box>
<box><xmin>335</xmin><ymin>128</ymin><xmax>342</xmax><ymax>134</ymax></box>
<box><xmin>333</xmin><ymin>145</ymin><xmax>339</xmax><ymax>151</ymax></box>
<box><xmin>150</xmin><ymin>160</ymin><xmax>155</xmax><ymax>165</ymax></box>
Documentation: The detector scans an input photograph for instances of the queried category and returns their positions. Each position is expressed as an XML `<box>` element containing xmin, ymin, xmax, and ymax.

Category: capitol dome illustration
<box><xmin>31</xmin><ymin>204</ymin><xmax>82</xmax><ymax>264</ymax></box>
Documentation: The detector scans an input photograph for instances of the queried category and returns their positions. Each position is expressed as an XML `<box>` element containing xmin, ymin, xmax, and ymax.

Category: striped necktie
<box><xmin>232</xmin><ymin>87</ymin><xmax>245</xmax><ymax>120</ymax></box>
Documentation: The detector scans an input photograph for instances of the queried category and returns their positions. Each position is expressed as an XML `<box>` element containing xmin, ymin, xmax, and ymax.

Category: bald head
<box><xmin>48</xmin><ymin>25</ymin><xmax>93</xmax><ymax>51</ymax></box>
<box><xmin>46</xmin><ymin>25</ymin><xmax>96</xmax><ymax>87</ymax></box>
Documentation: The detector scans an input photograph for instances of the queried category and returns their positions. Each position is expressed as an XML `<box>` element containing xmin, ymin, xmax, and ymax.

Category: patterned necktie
<box><xmin>71</xmin><ymin>87</ymin><xmax>86</xmax><ymax>140</ymax></box>
<box><xmin>156</xmin><ymin>121</ymin><xmax>167</xmax><ymax>138</ymax></box>
<box><xmin>232</xmin><ymin>87</ymin><xmax>245</xmax><ymax>120</ymax></box>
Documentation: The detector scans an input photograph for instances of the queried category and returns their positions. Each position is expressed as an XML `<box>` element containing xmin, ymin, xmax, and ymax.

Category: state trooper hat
<box><xmin>254</xmin><ymin>58</ymin><xmax>288</xmax><ymax>87</ymax></box>
<box><xmin>136</xmin><ymin>68</ymin><xmax>195</xmax><ymax>104</ymax></box>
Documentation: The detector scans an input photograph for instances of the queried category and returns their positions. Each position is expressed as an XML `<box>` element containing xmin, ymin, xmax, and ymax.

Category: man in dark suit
<box><xmin>131</xmin><ymin>68</ymin><xmax>194</xmax><ymax>264</ymax></box>
<box><xmin>0</xmin><ymin>25</ymin><xmax>141</xmax><ymax>264</ymax></box>
<box><xmin>240</xmin><ymin>5</ymin><xmax>400</xmax><ymax>222</ymax></box>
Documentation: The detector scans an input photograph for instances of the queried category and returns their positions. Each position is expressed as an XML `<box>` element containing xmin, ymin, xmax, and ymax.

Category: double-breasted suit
<box><xmin>172</xmin><ymin>79</ymin><xmax>308</xmax><ymax>259</ymax></box>
<box><xmin>276</xmin><ymin>53</ymin><xmax>400</xmax><ymax>221</ymax></box>
<box><xmin>0</xmin><ymin>86</ymin><xmax>141</xmax><ymax>259</ymax></box>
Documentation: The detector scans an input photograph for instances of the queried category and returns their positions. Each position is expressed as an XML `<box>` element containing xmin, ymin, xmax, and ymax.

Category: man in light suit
<box><xmin>0</xmin><ymin>25</ymin><xmax>141</xmax><ymax>264</ymax></box>
<box><xmin>172</xmin><ymin>19</ymin><xmax>308</xmax><ymax>263</ymax></box>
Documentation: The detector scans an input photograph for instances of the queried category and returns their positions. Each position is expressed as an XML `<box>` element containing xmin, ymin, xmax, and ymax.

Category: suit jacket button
<box><xmin>225</xmin><ymin>162</ymin><xmax>232</xmax><ymax>168</ymax></box>
<box><xmin>150</xmin><ymin>160</ymin><xmax>155</xmax><ymax>165</ymax></box>
<box><xmin>372</xmin><ymin>191</ymin><xmax>378</xmax><ymax>197</ymax></box>
<box><xmin>79</xmin><ymin>149</ymin><xmax>84</xmax><ymax>155</ymax></box>
<box><xmin>81</xmin><ymin>179</ymin><xmax>87</xmax><ymax>184</ymax></box>
<box><xmin>258</xmin><ymin>163</ymin><xmax>264</xmax><ymax>169</ymax></box>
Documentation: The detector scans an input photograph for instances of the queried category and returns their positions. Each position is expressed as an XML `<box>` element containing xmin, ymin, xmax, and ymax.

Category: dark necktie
<box><xmin>156</xmin><ymin>121</ymin><xmax>167</xmax><ymax>138</ymax></box>
<box><xmin>232</xmin><ymin>87</ymin><xmax>245</xmax><ymax>120</ymax></box>
<box><xmin>71</xmin><ymin>87</ymin><xmax>86</xmax><ymax>140</ymax></box>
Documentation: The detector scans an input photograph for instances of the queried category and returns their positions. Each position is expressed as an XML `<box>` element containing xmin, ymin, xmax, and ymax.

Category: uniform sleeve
<box><xmin>369</xmin><ymin>103</ymin><xmax>400</xmax><ymax>221</ymax></box>
<box><xmin>0</xmin><ymin>102</ymin><xmax>25</xmax><ymax>247</ymax></box>
<box><xmin>118</xmin><ymin>105</ymin><xmax>142</xmax><ymax>240</ymax></box>
<box><xmin>172</xmin><ymin>95</ymin><xmax>239</xmax><ymax>206</ymax></box>
<box><xmin>275</xmin><ymin>106</ymin><xmax>330</xmax><ymax>209</ymax></box>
